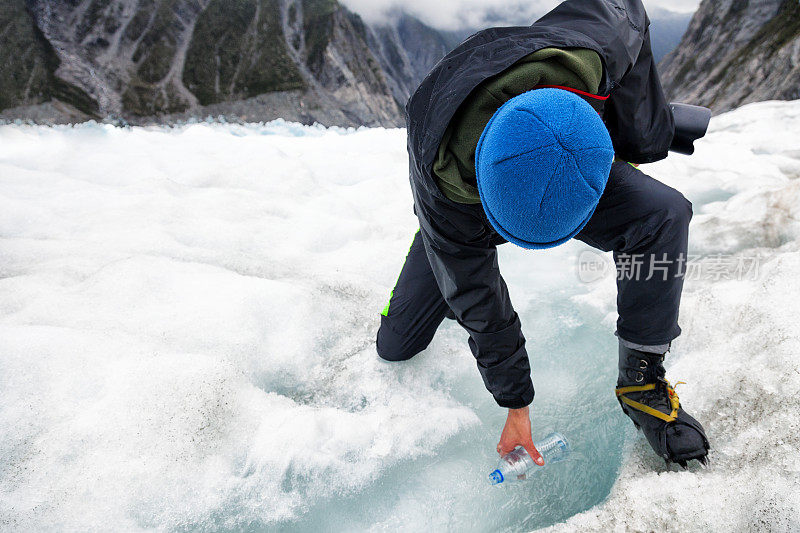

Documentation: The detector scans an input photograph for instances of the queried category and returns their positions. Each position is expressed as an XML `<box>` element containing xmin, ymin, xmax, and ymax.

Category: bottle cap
<box><xmin>488</xmin><ymin>469</ymin><xmax>504</xmax><ymax>485</ymax></box>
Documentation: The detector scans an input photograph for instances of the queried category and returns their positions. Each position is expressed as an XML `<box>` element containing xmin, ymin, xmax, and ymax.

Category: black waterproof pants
<box><xmin>376</xmin><ymin>162</ymin><xmax>692</xmax><ymax>361</ymax></box>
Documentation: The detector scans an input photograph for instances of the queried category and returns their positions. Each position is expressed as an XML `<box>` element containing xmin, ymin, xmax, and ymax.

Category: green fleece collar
<box><xmin>433</xmin><ymin>47</ymin><xmax>603</xmax><ymax>204</ymax></box>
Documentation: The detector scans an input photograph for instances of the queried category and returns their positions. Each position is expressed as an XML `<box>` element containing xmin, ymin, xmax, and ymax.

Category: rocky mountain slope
<box><xmin>0</xmin><ymin>0</ymin><xmax>418</xmax><ymax>126</ymax></box>
<box><xmin>659</xmin><ymin>0</ymin><xmax>800</xmax><ymax>112</ymax></box>
<box><xmin>367</xmin><ymin>11</ymin><xmax>462</xmax><ymax>107</ymax></box>
<box><xmin>0</xmin><ymin>0</ymin><xmax>99</xmax><ymax>119</ymax></box>
<box><xmin>7</xmin><ymin>0</ymin><xmax>791</xmax><ymax>126</ymax></box>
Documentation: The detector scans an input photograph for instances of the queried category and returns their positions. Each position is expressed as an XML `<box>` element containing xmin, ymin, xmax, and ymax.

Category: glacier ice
<box><xmin>1</xmin><ymin>101</ymin><xmax>799</xmax><ymax>531</ymax></box>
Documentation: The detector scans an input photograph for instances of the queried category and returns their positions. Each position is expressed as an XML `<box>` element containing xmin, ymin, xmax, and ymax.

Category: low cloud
<box><xmin>339</xmin><ymin>0</ymin><xmax>700</xmax><ymax>31</ymax></box>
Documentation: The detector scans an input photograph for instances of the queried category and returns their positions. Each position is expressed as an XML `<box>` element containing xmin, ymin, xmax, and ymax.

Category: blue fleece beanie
<box><xmin>475</xmin><ymin>88</ymin><xmax>614</xmax><ymax>249</ymax></box>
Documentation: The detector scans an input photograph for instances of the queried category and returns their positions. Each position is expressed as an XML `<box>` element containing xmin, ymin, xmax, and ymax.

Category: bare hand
<box><xmin>496</xmin><ymin>406</ymin><xmax>545</xmax><ymax>466</ymax></box>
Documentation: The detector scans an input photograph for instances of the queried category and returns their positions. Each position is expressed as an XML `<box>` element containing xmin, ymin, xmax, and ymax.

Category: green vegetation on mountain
<box><xmin>134</xmin><ymin>0</ymin><xmax>181</xmax><ymax>83</ymax></box>
<box><xmin>661</xmin><ymin>0</ymin><xmax>800</xmax><ymax>111</ymax></box>
<box><xmin>342</xmin><ymin>10</ymin><xmax>385</xmax><ymax>84</ymax></box>
<box><xmin>183</xmin><ymin>0</ymin><xmax>305</xmax><ymax>106</ymax></box>
<box><xmin>122</xmin><ymin>82</ymin><xmax>186</xmax><ymax>116</ymax></box>
<box><xmin>2</xmin><ymin>0</ymin><xmax>404</xmax><ymax>125</ymax></box>
<box><xmin>756</xmin><ymin>0</ymin><xmax>800</xmax><ymax>56</ymax></box>
<box><xmin>302</xmin><ymin>0</ymin><xmax>337</xmax><ymax>72</ymax></box>
<box><xmin>114</xmin><ymin>0</ymin><xmax>191</xmax><ymax>115</ymax></box>
<box><xmin>0</xmin><ymin>0</ymin><xmax>97</xmax><ymax>116</ymax></box>
<box><xmin>76</xmin><ymin>0</ymin><xmax>112</xmax><ymax>43</ymax></box>
<box><xmin>708</xmin><ymin>0</ymin><xmax>800</xmax><ymax>106</ymax></box>
<box><xmin>0</xmin><ymin>0</ymin><xmax>54</xmax><ymax>110</ymax></box>
<box><xmin>123</xmin><ymin>0</ymin><xmax>155</xmax><ymax>43</ymax></box>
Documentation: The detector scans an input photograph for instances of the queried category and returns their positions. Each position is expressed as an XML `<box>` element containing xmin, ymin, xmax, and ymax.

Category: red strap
<box><xmin>533</xmin><ymin>85</ymin><xmax>610</xmax><ymax>101</ymax></box>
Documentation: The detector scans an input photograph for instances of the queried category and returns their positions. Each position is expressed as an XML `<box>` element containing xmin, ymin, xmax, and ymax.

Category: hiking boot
<box><xmin>616</xmin><ymin>343</ymin><xmax>710</xmax><ymax>468</ymax></box>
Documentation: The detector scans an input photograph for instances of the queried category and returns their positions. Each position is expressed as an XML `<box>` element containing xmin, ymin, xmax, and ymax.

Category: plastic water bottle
<box><xmin>488</xmin><ymin>432</ymin><xmax>571</xmax><ymax>485</ymax></box>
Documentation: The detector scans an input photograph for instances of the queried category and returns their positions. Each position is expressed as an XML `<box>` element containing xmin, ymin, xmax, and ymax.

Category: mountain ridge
<box><xmin>659</xmin><ymin>0</ymin><xmax>800</xmax><ymax>112</ymax></box>
<box><xmin>1</xmin><ymin>0</ymin><xmax>408</xmax><ymax>126</ymax></box>
<box><xmin>3</xmin><ymin>1</ymin><xmax>797</xmax><ymax>126</ymax></box>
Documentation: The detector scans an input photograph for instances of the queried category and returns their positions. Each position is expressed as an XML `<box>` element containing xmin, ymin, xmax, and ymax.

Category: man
<box><xmin>376</xmin><ymin>0</ymin><xmax>710</xmax><ymax>468</ymax></box>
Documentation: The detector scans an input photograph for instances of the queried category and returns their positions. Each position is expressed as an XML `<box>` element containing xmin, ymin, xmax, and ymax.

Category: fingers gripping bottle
<box><xmin>488</xmin><ymin>432</ymin><xmax>571</xmax><ymax>485</ymax></box>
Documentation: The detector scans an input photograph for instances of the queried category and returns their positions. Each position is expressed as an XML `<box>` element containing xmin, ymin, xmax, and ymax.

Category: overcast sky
<box><xmin>339</xmin><ymin>0</ymin><xmax>701</xmax><ymax>31</ymax></box>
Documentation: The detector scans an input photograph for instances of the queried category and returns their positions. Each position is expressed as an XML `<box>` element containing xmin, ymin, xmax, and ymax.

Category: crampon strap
<box><xmin>615</xmin><ymin>380</ymin><xmax>686</xmax><ymax>423</ymax></box>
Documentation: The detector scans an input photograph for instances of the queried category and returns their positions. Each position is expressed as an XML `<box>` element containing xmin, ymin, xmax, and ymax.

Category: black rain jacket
<box><xmin>405</xmin><ymin>0</ymin><xmax>675</xmax><ymax>408</ymax></box>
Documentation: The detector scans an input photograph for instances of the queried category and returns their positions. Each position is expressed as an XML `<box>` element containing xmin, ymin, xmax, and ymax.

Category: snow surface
<box><xmin>0</xmin><ymin>102</ymin><xmax>799</xmax><ymax>531</ymax></box>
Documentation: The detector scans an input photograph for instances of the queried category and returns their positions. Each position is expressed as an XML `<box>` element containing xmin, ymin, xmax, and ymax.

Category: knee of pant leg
<box><xmin>648</xmin><ymin>190</ymin><xmax>692</xmax><ymax>252</ymax></box>
<box><xmin>376</xmin><ymin>342</ymin><xmax>420</xmax><ymax>362</ymax></box>
<box><xmin>672</xmin><ymin>190</ymin><xmax>693</xmax><ymax>223</ymax></box>
<box><xmin>375</xmin><ymin>323</ymin><xmax>423</xmax><ymax>362</ymax></box>
<box><xmin>617</xmin><ymin>185</ymin><xmax>693</xmax><ymax>254</ymax></box>
<box><xmin>642</xmin><ymin>186</ymin><xmax>693</xmax><ymax>230</ymax></box>
<box><xmin>666</xmin><ymin>190</ymin><xmax>693</xmax><ymax>230</ymax></box>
